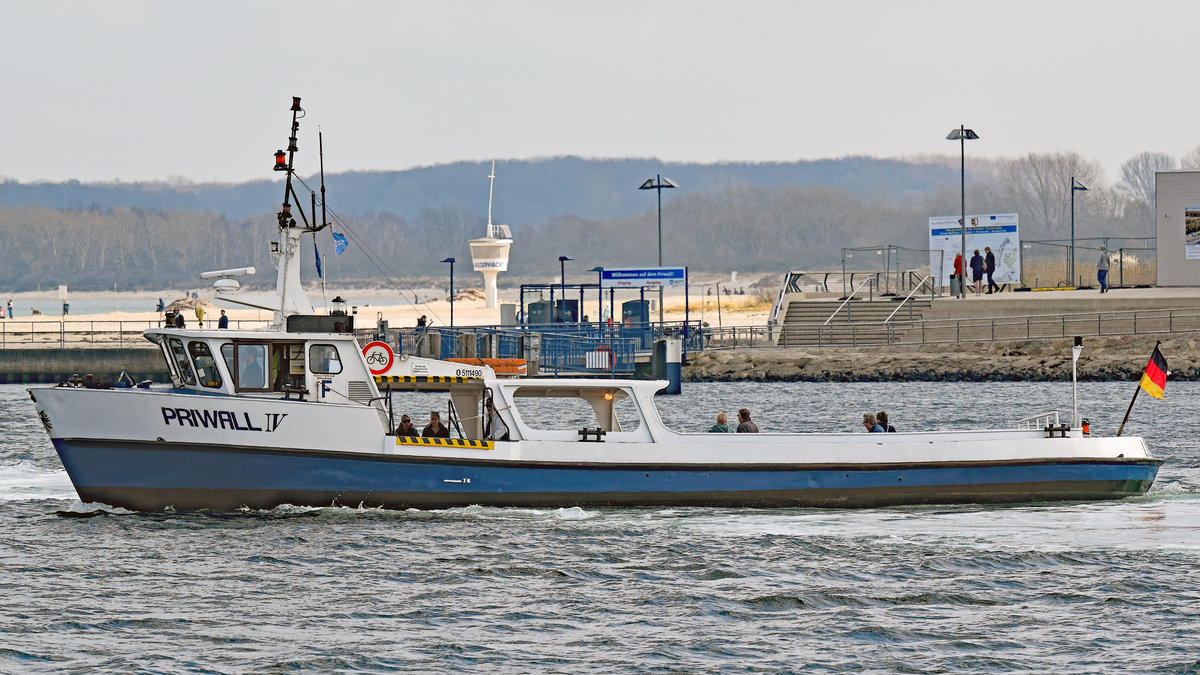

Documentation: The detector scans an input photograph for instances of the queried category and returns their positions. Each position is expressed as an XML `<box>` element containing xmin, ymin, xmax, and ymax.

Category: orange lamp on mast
<box><xmin>274</xmin><ymin>150</ymin><xmax>287</xmax><ymax>171</ymax></box>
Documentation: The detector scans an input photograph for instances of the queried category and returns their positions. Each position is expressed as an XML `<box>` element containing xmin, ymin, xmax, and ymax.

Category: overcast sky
<box><xmin>4</xmin><ymin>1</ymin><xmax>1196</xmax><ymax>186</ymax></box>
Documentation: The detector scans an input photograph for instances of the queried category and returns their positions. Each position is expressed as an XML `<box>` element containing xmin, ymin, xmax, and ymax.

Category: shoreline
<box><xmin>684</xmin><ymin>334</ymin><xmax>1200</xmax><ymax>383</ymax></box>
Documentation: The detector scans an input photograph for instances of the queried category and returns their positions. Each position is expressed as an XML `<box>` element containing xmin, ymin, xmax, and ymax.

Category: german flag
<box><xmin>1139</xmin><ymin>344</ymin><xmax>1169</xmax><ymax>399</ymax></box>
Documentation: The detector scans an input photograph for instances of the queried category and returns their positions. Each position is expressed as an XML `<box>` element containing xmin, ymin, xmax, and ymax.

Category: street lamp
<box><xmin>440</xmin><ymin>257</ymin><xmax>455</xmax><ymax>327</ymax></box>
<box><xmin>1070</xmin><ymin>177</ymin><xmax>1088</xmax><ymax>287</ymax></box>
<box><xmin>946</xmin><ymin>126</ymin><xmax>979</xmax><ymax>299</ymax></box>
<box><xmin>590</xmin><ymin>266</ymin><xmax>604</xmax><ymax>323</ymax></box>
<box><xmin>558</xmin><ymin>255</ymin><xmax>573</xmax><ymax>322</ymax></box>
<box><xmin>639</xmin><ymin>174</ymin><xmax>678</xmax><ymax>324</ymax></box>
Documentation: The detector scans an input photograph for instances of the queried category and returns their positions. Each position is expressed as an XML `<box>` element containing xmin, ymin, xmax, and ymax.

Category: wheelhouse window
<box><xmin>309</xmin><ymin>344</ymin><xmax>342</xmax><ymax>374</ymax></box>
<box><xmin>188</xmin><ymin>341</ymin><xmax>223</xmax><ymax>388</ymax></box>
<box><xmin>166</xmin><ymin>338</ymin><xmax>197</xmax><ymax>386</ymax></box>
<box><xmin>233</xmin><ymin>343</ymin><xmax>269</xmax><ymax>391</ymax></box>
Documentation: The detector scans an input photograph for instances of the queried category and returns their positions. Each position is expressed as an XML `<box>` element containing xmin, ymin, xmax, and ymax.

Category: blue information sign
<box><xmin>600</xmin><ymin>267</ymin><xmax>687</xmax><ymax>288</ymax></box>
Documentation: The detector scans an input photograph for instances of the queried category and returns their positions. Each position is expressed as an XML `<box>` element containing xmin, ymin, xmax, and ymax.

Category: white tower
<box><xmin>469</xmin><ymin>161</ymin><xmax>513</xmax><ymax>308</ymax></box>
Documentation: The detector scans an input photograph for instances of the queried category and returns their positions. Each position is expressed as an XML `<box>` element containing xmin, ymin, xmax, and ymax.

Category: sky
<box><xmin>4</xmin><ymin>0</ymin><xmax>1198</xmax><ymax>186</ymax></box>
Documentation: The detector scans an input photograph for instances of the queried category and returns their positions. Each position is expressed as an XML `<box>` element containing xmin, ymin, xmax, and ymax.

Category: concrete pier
<box><xmin>0</xmin><ymin>348</ymin><xmax>167</xmax><ymax>384</ymax></box>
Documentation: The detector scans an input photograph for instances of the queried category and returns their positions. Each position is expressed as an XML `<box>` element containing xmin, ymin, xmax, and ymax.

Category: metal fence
<box><xmin>0</xmin><ymin>319</ymin><xmax>269</xmax><ymax>348</ymax></box>
<box><xmin>1020</xmin><ymin>237</ymin><xmax>1156</xmax><ymax>288</ymax></box>
<box><xmin>539</xmin><ymin>334</ymin><xmax>638</xmax><ymax>376</ymax></box>
<box><xmin>774</xmin><ymin>306</ymin><xmax>1200</xmax><ymax>347</ymax></box>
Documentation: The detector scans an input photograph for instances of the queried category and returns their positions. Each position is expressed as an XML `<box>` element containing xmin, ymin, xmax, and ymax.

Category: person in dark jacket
<box><xmin>422</xmin><ymin>411</ymin><xmax>451</xmax><ymax>438</ymax></box>
<box><xmin>395</xmin><ymin>414</ymin><xmax>418</xmax><ymax>437</ymax></box>
<box><xmin>736</xmin><ymin>408</ymin><xmax>759</xmax><ymax>433</ymax></box>
<box><xmin>217</xmin><ymin>310</ymin><xmax>229</xmax><ymax>329</ymax></box>
<box><xmin>984</xmin><ymin>246</ymin><xmax>999</xmax><ymax>294</ymax></box>
<box><xmin>876</xmin><ymin>410</ymin><xmax>897</xmax><ymax>433</ymax></box>
<box><xmin>969</xmin><ymin>249</ymin><xmax>985</xmax><ymax>295</ymax></box>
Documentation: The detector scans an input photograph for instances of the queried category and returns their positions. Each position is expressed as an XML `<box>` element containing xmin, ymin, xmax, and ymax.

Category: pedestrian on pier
<box><xmin>969</xmin><ymin>250</ymin><xmax>984</xmax><ymax>295</ymax></box>
<box><xmin>984</xmin><ymin>247</ymin><xmax>998</xmax><ymax>294</ymax></box>
<box><xmin>1097</xmin><ymin>245</ymin><xmax>1111</xmax><ymax>293</ymax></box>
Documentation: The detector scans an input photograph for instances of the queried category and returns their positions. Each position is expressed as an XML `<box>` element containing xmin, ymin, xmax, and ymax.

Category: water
<box><xmin>2</xmin><ymin>380</ymin><xmax>1199</xmax><ymax>673</ymax></box>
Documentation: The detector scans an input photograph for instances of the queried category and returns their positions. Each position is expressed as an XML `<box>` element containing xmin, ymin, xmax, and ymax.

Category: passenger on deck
<box><xmin>174</xmin><ymin>312</ymin><xmax>185</xmax><ymax>329</ymax></box>
<box><xmin>484</xmin><ymin>399</ymin><xmax>510</xmax><ymax>441</ymax></box>
<box><xmin>736</xmin><ymin>408</ymin><xmax>759</xmax><ymax>433</ymax></box>
<box><xmin>708</xmin><ymin>413</ymin><xmax>731</xmax><ymax>433</ymax></box>
<box><xmin>863</xmin><ymin>413</ymin><xmax>884</xmax><ymax>433</ymax></box>
<box><xmin>422</xmin><ymin>411</ymin><xmax>450</xmax><ymax>438</ymax></box>
<box><xmin>396</xmin><ymin>414</ymin><xmax>418</xmax><ymax>437</ymax></box>
<box><xmin>876</xmin><ymin>410</ymin><xmax>897</xmax><ymax>432</ymax></box>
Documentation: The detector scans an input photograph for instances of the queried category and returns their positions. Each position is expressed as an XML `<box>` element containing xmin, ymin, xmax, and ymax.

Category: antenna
<box><xmin>486</xmin><ymin>160</ymin><xmax>495</xmax><ymax>236</ymax></box>
<box><xmin>319</xmin><ymin>130</ymin><xmax>328</xmax><ymax>227</ymax></box>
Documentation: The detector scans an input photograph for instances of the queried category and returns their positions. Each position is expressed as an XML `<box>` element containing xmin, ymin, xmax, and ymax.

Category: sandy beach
<box><xmin>2</xmin><ymin>273</ymin><xmax>776</xmax><ymax>329</ymax></box>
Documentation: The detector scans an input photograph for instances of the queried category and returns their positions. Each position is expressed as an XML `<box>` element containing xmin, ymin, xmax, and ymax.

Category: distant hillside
<box><xmin>0</xmin><ymin>156</ymin><xmax>961</xmax><ymax>225</ymax></box>
<box><xmin>0</xmin><ymin>152</ymin><xmax>1151</xmax><ymax>292</ymax></box>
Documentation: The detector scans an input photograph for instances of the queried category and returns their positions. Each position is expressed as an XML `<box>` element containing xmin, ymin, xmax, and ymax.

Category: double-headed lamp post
<box><xmin>558</xmin><ymin>255</ymin><xmax>573</xmax><ymax>322</ymax></box>
<box><xmin>639</xmin><ymin>174</ymin><xmax>678</xmax><ymax>324</ymax></box>
<box><xmin>590</xmin><ymin>266</ymin><xmax>604</xmax><ymax>323</ymax></box>
<box><xmin>946</xmin><ymin>126</ymin><xmax>979</xmax><ymax>299</ymax></box>
<box><xmin>1070</xmin><ymin>177</ymin><xmax>1088</xmax><ymax>287</ymax></box>
<box><xmin>440</xmin><ymin>257</ymin><xmax>455</xmax><ymax>327</ymax></box>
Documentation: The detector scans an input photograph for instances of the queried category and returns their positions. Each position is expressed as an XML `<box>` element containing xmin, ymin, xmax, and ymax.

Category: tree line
<box><xmin>0</xmin><ymin>151</ymin><xmax>1176</xmax><ymax>291</ymax></box>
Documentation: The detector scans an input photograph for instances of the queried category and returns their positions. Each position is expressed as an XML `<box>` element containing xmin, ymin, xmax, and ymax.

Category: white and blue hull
<box><xmin>51</xmin><ymin>437</ymin><xmax>1160</xmax><ymax>511</ymax></box>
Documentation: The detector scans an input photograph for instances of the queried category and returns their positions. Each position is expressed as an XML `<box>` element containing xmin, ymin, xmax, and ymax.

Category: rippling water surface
<box><xmin>2</xmin><ymin>381</ymin><xmax>1199</xmax><ymax>673</ymax></box>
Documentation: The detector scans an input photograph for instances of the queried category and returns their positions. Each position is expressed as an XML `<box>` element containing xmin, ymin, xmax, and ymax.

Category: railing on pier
<box><xmin>0</xmin><ymin>319</ymin><xmax>269</xmax><ymax>349</ymax></box>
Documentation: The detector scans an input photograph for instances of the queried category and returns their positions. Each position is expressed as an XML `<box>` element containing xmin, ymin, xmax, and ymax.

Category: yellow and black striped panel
<box><xmin>396</xmin><ymin>436</ymin><xmax>495</xmax><ymax>450</ymax></box>
<box><xmin>375</xmin><ymin>375</ymin><xmax>482</xmax><ymax>385</ymax></box>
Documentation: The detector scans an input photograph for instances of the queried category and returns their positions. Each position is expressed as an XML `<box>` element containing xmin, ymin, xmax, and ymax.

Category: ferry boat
<box><xmin>28</xmin><ymin>98</ymin><xmax>1162</xmax><ymax>511</ymax></box>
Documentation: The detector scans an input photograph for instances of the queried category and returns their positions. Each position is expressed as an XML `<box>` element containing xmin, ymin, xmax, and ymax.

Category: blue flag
<box><xmin>332</xmin><ymin>231</ymin><xmax>348</xmax><ymax>255</ymax></box>
<box><xmin>313</xmin><ymin>240</ymin><xmax>323</xmax><ymax>279</ymax></box>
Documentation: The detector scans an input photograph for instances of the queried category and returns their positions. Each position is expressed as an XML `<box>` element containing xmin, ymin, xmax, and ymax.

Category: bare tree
<box><xmin>1117</xmin><ymin>152</ymin><xmax>1175</xmax><ymax>205</ymax></box>
<box><xmin>1117</xmin><ymin>152</ymin><xmax>1175</xmax><ymax>231</ymax></box>
<box><xmin>1182</xmin><ymin>146</ymin><xmax>1200</xmax><ymax>170</ymax></box>
<box><xmin>1000</xmin><ymin>153</ymin><xmax>1104</xmax><ymax>238</ymax></box>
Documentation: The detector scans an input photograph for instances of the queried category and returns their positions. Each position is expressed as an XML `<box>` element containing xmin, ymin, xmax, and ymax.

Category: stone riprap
<box><xmin>685</xmin><ymin>334</ymin><xmax>1199</xmax><ymax>382</ymax></box>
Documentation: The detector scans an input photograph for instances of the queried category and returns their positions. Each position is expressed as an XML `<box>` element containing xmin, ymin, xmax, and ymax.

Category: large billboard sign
<box><xmin>600</xmin><ymin>267</ymin><xmax>687</xmax><ymax>288</ymax></box>
<box><xmin>929</xmin><ymin>213</ymin><xmax>1020</xmax><ymax>286</ymax></box>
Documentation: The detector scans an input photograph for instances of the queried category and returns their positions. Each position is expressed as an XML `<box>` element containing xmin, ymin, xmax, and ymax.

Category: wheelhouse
<box><xmin>146</xmin><ymin>328</ymin><xmax>379</xmax><ymax>406</ymax></box>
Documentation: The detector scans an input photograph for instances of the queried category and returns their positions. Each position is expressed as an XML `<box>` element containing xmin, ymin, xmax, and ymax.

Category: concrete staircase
<box><xmin>777</xmin><ymin>298</ymin><xmax>933</xmax><ymax>346</ymax></box>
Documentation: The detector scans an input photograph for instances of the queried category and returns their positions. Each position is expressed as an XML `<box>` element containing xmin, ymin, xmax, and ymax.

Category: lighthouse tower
<box><xmin>469</xmin><ymin>161</ymin><xmax>513</xmax><ymax>309</ymax></box>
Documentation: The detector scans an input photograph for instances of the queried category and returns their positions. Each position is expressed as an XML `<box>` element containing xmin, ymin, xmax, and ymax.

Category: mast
<box><xmin>268</xmin><ymin>97</ymin><xmax>316</xmax><ymax>326</ymax></box>
<box><xmin>486</xmin><ymin>160</ymin><xmax>495</xmax><ymax>237</ymax></box>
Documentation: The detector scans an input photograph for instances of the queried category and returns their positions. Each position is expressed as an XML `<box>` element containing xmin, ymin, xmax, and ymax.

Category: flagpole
<box><xmin>1115</xmin><ymin>385</ymin><xmax>1140</xmax><ymax>438</ymax></box>
<box><xmin>1117</xmin><ymin>340</ymin><xmax>1161</xmax><ymax>437</ymax></box>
